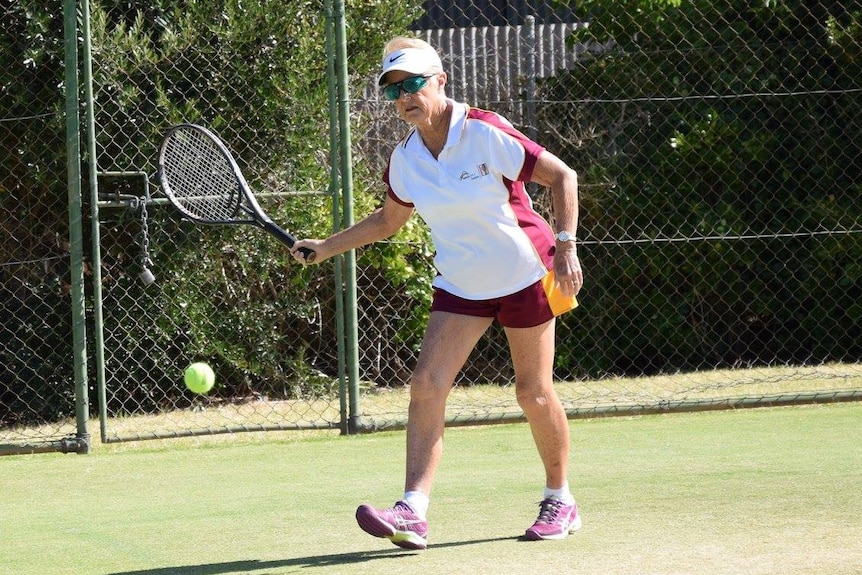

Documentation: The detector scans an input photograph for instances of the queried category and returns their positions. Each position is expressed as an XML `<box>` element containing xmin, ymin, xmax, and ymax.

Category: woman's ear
<box><xmin>436</xmin><ymin>71</ymin><xmax>448</xmax><ymax>93</ymax></box>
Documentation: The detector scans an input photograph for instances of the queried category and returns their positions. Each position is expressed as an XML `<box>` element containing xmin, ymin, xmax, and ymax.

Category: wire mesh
<box><xmin>85</xmin><ymin>0</ymin><xmax>348</xmax><ymax>442</ymax></box>
<box><xmin>350</xmin><ymin>2</ymin><xmax>862</xmax><ymax>427</ymax></box>
<box><xmin>3</xmin><ymin>1</ymin><xmax>861</xmax><ymax>449</ymax></box>
<box><xmin>1</xmin><ymin>2</ymin><xmax>81</xmax><ymax>451</ymax></box>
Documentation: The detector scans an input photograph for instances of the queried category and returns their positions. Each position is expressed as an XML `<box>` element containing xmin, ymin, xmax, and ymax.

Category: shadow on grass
<box><xmin>106</xmin><ymin>537</ymin><xmax>518</xmax><ymax>575</ymax></box>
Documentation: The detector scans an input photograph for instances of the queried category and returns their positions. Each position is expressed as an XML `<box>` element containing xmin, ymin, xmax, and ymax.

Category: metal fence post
<box><xmin>325</xmin><ymin>0</ymin><xmax>349</xmax><ymax>435</ymax></box>
<box><xmin>332</xmin><ymin>0</ymin><xmax>361</xmax><ymax>433</ymax></box>
<box><xmin>64</xmin><ymin>0</ymin><xmax>90</xmax><ymax>454</ymax></box>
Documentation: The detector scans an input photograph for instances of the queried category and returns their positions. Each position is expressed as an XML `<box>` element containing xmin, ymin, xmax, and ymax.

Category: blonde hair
<box><xmin>383</xmin><ymin>36</ymin><xmax>432</xmax><ymax>55</ymax></box>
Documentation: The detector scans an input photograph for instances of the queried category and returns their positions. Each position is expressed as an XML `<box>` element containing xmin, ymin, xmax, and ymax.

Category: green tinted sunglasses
<box><xmin>382</xmin><ymin>74</ymin><xmax>434</xmax><ymax>101</ymax></box>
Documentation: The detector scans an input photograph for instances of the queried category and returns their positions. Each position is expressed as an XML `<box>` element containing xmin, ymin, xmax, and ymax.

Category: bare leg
<box><xmin>505</xmin><ymin>318</ymin><xmax>570</xmax><ymax>490</ymax></box>
<box><xmin>405</xmin><ymin>312</ymin><xmax>493</xmax><ymax>496</ymax></box>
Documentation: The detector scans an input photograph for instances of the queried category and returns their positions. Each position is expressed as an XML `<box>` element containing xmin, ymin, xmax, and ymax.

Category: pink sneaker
<box><xmin>524</xmin><ymin>497</ymin><xmax>582</xmax><ymax>540</ymax></box>
<box><xmin>355</xmin><ymin>500</ymin><xmax>428</xmax><ymax>550</ymax></box>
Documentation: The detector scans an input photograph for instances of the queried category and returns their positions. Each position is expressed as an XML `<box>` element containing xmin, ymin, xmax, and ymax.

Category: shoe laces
<box><xmin>535</xmin><ymin>498</ymin><xmax>565</xmax><ymax>524</ymax></box>
<box><xmin>393</xmin><ymin>500</ymin><xmax>414</xmax><ymax>514</ymax></box>
<box><xmin>391</xmin><ymin>501</ymin><xmax>423</xmax><ymax>527</ymax></box>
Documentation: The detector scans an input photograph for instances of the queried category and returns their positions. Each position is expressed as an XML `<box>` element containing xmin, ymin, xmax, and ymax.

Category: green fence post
<box><xmin>64</xmin><ymin>0</ymin><xmax>90</xmax><ymax>453</ymax></box>
<box><xmin>324</xmin><ymin>0</ymin><xmax>348</xmax><ymax>435</ymax></box>
<box><xmin>332</xmin><ymin>0</ymin><xmax>361</xmax><ymax>433</ymax></box>
<box><xmin>79</xmin><ymin>0</ymin><xmax>110</xmax><ymax>445</ymax></box>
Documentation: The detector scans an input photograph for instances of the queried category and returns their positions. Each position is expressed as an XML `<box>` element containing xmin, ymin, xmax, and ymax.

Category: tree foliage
<box><xmin>548</xmin><ymin>0</ymin><xmax>862</xmax><ymax>375</ymax></box>
<box><xmin>1</xmin><ymin>1</ymin><xmax>77</xmax><ymax>425</ymax></box>
<box><xmin>2</xmin><ymin>0</ymin><xmax>424</xmax><ymax>420</ymax></box>
<box><xmin>85</xmin><ymin>0</ymin><xmax>424</xmax><ymax>403</ymax></box>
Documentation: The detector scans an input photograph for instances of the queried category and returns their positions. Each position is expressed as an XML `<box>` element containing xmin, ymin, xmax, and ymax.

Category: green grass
<box><xmin>2</xmin><ymin>403</ymin><xmax>861</xmax><ymax>575</ymax></box>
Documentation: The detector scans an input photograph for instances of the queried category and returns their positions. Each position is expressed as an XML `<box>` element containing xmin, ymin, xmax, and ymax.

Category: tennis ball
<box><xmin>184</xmin><ymin>362</ymin><xmax>215</xmax><ymax>394</ymax></box>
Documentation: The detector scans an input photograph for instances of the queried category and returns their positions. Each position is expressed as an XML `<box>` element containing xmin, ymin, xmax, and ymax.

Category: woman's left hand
<box><xmin>554</xmin><ymin>243</ymin><xmax>583</xmax><ymax>297</ymax></box>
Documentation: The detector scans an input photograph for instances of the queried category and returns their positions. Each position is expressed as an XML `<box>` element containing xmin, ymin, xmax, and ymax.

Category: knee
<box><xmin>409</xmin><ymin>368</ymin><xmax>451</xmax><ymax>404</ymax></box>
<box><xmin>515</xmin><ymin>381</ymin><xmax>556</xmax><ymax>411</ymax></box>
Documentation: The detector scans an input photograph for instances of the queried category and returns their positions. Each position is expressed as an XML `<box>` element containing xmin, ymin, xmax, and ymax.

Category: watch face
<box><xmin>557</xmin><ymin>231</ymin><xmax>574</xmax><ymax>242</ymax></box>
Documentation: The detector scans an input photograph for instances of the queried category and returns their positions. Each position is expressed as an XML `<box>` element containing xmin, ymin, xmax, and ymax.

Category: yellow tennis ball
<box><xmin>184</xmin><ymin>362</ymin><xmax>215</xmax><ymax>394</ymax></box>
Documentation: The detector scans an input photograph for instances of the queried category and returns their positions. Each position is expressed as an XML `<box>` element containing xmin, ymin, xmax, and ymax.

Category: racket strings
<box><xmin>161</xmin><ymin>127</ymin><xmax>246</xmax><ymax>223</ymax></box>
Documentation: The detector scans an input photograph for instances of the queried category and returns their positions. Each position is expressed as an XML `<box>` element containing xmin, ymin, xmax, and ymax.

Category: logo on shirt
<box><xmin>459</xmin><ymin>163</ymin><xmax>490</xmax><ymax>180</ymax></box>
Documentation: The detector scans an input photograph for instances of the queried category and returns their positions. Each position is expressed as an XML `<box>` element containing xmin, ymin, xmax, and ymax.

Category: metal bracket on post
<box><xmin>97</xmin><ymin>171</ymin><xmax>156</xmax><ymax>286</ymax></box>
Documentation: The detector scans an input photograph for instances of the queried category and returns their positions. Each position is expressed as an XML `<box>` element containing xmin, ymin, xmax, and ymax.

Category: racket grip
<box><xmin>298</xmin><ymin>247</ymin><xmax>317</xmax><ymax>264</ymax></box>
<box><xmin>263</xmin><ymin>221</ymin><xmax>317</xmax><ymax>263</ymax></box>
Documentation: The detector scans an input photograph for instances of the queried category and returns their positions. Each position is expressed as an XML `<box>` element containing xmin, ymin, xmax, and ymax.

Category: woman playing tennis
<box><xmin>291</xmin><ymin>36</ymin><xmax>584</xmax><ymax>549</ymax></box>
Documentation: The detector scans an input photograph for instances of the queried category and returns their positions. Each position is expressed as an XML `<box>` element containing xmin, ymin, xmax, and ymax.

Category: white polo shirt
<box><xmin>384</xmin><ymin>100</ymin><xmax>556</xmax><ymax>300</ymax></box>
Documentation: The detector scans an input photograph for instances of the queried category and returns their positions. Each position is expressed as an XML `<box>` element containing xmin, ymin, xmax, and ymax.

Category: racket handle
<box><xmin>263</xmin><ymin>220</ymin><xmax>317</xmax><ymax>263</ymax></box>
<box><xmin>297</xmin><ymin>246</ymin><xmax>317</xmax><ymax>263</ymax></box>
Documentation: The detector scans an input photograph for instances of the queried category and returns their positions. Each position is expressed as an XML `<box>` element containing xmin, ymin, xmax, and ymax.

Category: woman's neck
<box><xmin>416</xmin><ymin>99</ymin><xmax>452</xmax><ymax>159</ymax></box>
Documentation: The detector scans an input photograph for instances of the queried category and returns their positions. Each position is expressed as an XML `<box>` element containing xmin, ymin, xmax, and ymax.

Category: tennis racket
<box><xmin>157</xmin><ymin>123</ymin><xmax>316</xmax><ymax>262</ymax></box>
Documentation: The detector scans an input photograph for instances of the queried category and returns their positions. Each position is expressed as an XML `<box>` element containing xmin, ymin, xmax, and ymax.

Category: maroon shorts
<box><xmin>430</xmin><ymin>272</ymin><xmax>578</xmax><ymax>329</ymax></box>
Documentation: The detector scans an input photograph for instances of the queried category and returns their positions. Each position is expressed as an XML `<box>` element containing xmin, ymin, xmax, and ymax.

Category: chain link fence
<box><xmin>87</xmin><ymin>0</ymin><xmax>351</xmax><ymax>442</ymax></box>
<box><xmin>352</xmin><ymin>1</ymin><xmax>862</xmax><ymax>427</ymax></box>
<box><xmin>1</xmin><ymin>2</ymin><xmax>85</xmax><ymax>452</ymax></box>
<box><xmin>3</xmin><ymin>0</ymin><xmax>861</xmax><ymax>452</ymax></box>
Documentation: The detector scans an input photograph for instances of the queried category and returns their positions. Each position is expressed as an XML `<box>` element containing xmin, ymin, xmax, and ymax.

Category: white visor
<box><xmin>377</xmin><ymin>48</ymin><xmax>443</xmax><ymax>85</ymax></box>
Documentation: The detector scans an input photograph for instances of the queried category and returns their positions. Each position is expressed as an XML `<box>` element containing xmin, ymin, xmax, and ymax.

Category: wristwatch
<box><xmin>555</xmin><ymin>231</ymin><xmax>577</xmax><ymax>242</ymax></box>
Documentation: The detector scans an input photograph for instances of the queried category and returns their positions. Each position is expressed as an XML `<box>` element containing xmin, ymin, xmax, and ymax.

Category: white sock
<box><xmin>403</xmin><ymin>491</ymin><xmax>430</xmax><ymax>519</ymax></box>
<box><xmin>544</xmin><ymin>482</ymin><xmax>575</xmax><ymax>505</ymax></box>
